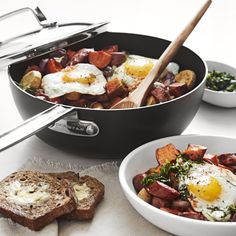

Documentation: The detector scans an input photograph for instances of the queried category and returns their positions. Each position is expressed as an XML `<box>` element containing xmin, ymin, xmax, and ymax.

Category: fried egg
<box><xmin>110</xmin><ymin>55</ymin><xmax>179</xmax><ymax>90</ymax></box>
<box><xmin>179</xmin><ymin>162</ymin><xmax>236</xmax><ymax>221</ymax></box>
<box><xmin>42</xmin><ymin>63</ymin><xmax>107</xmax><ymax>98</ymax></box>
<box><xmin>109</xmin><ymin>55</ymin><xmax>156</xmax><ymax>88</ymax></box>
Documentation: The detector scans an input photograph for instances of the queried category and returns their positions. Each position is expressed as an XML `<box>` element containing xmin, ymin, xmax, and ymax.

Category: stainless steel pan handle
<box><xmin>0</xmin><ymin>105</ymin><xmax>99</xmax><ymax>152</ymax></box>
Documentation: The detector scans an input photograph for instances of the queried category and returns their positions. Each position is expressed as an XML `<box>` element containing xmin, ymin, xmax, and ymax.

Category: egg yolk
<box><xmin>188</xmin><ymin>176</ymin><xmax>222</xmax><ymax>202</ymax></box>
<box><xmin>63</xmin><ymin>72</ymin><xmax>96</xmax><ymax>84</ymax></box>
<box><xmin>124</xmin><ymin>59</ymin><xmax>154</xmax><ymax>78</ymax></box>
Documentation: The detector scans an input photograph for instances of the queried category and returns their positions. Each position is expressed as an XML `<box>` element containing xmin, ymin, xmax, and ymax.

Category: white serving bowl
<box><xmin>119</xmin><ymin>135</ymin><xmax>236</xmax><ymax>236</ymax></box>
<box><xmin>203</xmin><ymin>61</ymin><xmax>236</xmax><ymax>108</ymax></box>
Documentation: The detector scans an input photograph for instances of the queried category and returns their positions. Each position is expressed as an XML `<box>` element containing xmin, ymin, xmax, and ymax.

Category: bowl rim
<box><xmin>204</xmin><ymin>87</ymin><xmax>236</xmax><ymax>94</ymax></box>
<box><xmin>206</xmin><ymin>60</ymin><xmax>236</xmax><ymax>70</ymax></box>
<box><xmin>119</xmin><ymin>134</ymin><xmax>236</xmax><ymax>227</ymax></box>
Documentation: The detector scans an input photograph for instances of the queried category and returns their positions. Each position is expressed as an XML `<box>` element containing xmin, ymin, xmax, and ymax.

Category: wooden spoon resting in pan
<box><xmin>111</xmin><ymin>0</ymin><xmax>212</xmax><ymax>109</ymax></box>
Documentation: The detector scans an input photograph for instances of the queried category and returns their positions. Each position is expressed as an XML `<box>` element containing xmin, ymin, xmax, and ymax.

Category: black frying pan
<box><xmin>5</xmin><ymin>31</ymin><xmax>207</xmax><ymax>157</ymax></box>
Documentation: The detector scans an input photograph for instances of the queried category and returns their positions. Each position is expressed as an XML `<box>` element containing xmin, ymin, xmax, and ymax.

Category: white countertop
<box><xmin>0</xmin><ymin>0</ymin><xmax>236</xmax><ymax>180</ymax></box>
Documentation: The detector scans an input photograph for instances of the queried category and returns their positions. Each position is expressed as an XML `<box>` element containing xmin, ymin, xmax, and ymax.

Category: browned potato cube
<box><xmin>146</xmin><ymin>166</ymin><xmax>161</xmax><ymax>175</ymax></box>
<box><xmin>174</xmin><ymin>70</ymin><xmax>196</xmax><ymax>90</ymax></box>
<box><xmin>20</xmin><ymin>70</ymin><xmax>42</xmax><ymax>90</ymax></box>
<box><xmin>156</xmin><ymin>143</ymin><xmax>180</xmax><ymax>165</ymax></box>
<box><xmin>64</xmin><ymin>92</ymin><xmax>81</xmax><ymax>101</ymax></box>
<box><xmin>137</xmin><ymin>188</ymin><xmax>152</xmax><ymax>203</ymax></box>
<box><xmin>90</xmin><ymin>102</ymin><xmax>104</xmax><ymax>109</ymax></box>
<box><xmin>146</xmin><ymin>95</ymin><xmax>156</xmax><ymax>106</ymax></box>
<box><xmin>183</xmin><ymin>144</ymin><xmax>207</xmax><ymax>161</ymax></box>
<box><xmin>106</xmin><ymin>78</ymin><xmax>128</xmax><ymax>98</ymax></box>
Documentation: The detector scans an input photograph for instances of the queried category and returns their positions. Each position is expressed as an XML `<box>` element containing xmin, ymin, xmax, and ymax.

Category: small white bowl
<box><xmin>119</xmin><ymin>135</ymin><xmax>236</xmax><ymax>236</ymax></box>
<box><xmin>203</xmin><ymin>61</ymin><xmax>236</xmax><ymax>108</ymax></box>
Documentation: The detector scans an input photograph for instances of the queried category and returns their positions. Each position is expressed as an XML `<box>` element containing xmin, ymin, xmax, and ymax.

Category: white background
<box><xmin>0</xmin><ymin>0</ymin><xmax>236</xmax><ymax>179</ymax></box>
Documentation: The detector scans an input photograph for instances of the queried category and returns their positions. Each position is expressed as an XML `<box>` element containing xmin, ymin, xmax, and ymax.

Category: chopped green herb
<box><xmin>142</xmin><ymin>156</ymin><xmax>193</xmax><ymax>188</ymax></box>
<box><xmin>25</xmin><ymin>87</ymin><xmax>37</xmax><ymax>95</ymax></box>
<box><xmin>141</xmin><ymin>173</ymin><xmax>170</xmax><ymax>186</ymax></box>
<box><xmin>206</xmin><ymin>70</ymin><xmax>236</xmax><ymax>92</ymax></box>
<box><xmin>227</xmin><ymin>204</ymin><xmax>236</xmax><ymax>214</ymax></box>
<box><xmin>178</xmin><ymin>184</ymin><xmax>189</xmax><ymax>200</ymax></box>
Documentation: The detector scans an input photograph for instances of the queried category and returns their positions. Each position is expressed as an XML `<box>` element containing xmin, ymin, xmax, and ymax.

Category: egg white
<box><xmin>42</xmin><ymin>63</ymin><xmax>107</xmax><ymax>98</ymax></box>
<box><xmin>179</xmin><ymin>162</ymin><xmax>236</xmax><ymax>221</ymax></box>
<box><xmin>109</xmin><ymin>55</ymin><xmax>179</xmax><ymax>90</ymax></box>
<box><xmin>109</xmin><ymin>55</ymin><xmax>156</xmax><ymax>88</ymax></box>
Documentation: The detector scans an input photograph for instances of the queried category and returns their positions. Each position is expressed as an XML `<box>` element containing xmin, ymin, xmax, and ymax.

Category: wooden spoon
<box><xmin>111</xmin><ymin>0</ymin><xmax>212</xmax><ymax>109</ymax></box>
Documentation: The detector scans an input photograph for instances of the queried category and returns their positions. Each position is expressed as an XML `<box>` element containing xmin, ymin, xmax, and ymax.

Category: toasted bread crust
<box><xmin>0</xmin><ymin>171</ymin><xmax>77</xmax><ymax>231</ymax></box>
<box><xmin>48</xmin><ymin>171</ymin><xmax>80</xmax><ymax>183</ymax></box>
<box><xmin>62</xmin><ymin>175</ymin><xmax>105</xmax><ymax>220</ymax></box>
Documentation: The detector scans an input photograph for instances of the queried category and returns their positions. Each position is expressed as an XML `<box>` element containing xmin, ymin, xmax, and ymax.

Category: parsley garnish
<box><xmin>206</xmin><ymin>70</ymin><xmax>236</xmax><ymax>92</ymax></box>
<box><xmin>142</xmin><ymin>155</ymin><xmax>193</xmax><ymax>200</ymax></box>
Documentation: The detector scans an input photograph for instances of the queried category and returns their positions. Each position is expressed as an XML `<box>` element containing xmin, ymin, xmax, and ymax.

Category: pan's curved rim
<box><xmin>8</xmin><ymin>31</ymin><xmax>207</xmax><ymax>112</ymax></box>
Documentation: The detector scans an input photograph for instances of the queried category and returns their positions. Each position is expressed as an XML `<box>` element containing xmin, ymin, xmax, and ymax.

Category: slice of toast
<box><xmin>0</xmin><ymin>171</ymin><xmax>77</xmax><ymax>231</ymax></box>
<box><xmin>66</xmin><ymin>175</ymin><xmax>105</xmax><ymax>220</ymax></box>
<box><xmin>50</xmin><ymin>172</ymin><xmax>104</xmax><ymax>220</ymax></box>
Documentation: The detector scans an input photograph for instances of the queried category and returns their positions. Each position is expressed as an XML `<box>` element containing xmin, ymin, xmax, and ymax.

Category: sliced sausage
<box><xmin>171</xmin><ymin>200</ymin><xmax>191</xmax><ymax>211</ymax></box>
<box><xmin>178</xmin><ymin>211</ymin><xmax>206</xmax><ymax>220</ymax></box>
<box><xmin>110</xmin><ymin>52</ymin><xmax>127</xmax><ymax>66</ymax></box>
<box><xmin>169</xmin><ymin>82</ymin><xmax>187</xmax><ymax>97</ymax></box>
<box><xmin>68</xmin><ymin>48</ymin><xmax>94</xmax><ymax>65</ymax></box>
<box><xmin>217</xmin><ymin>153</ymin><xmax>236</xmax><ymax>166</ymax></box>
<box><xmin>151</xmin><ymin>87</ymin><xmax>170</xmax><ymax>103</ymax></box>
<box><xmin>46</xmin><ymin>58</ymin><xmax>63</xmax><ymax>73</ymax></box>
<box><xmin>152</xmin><ymin>197</ymin><xmax>170</xmax><ymax>208</ymax></box>
<box><xmin>163</xmin><ymin>72</ymin><xmax>175</xmax><ymax>86</ymax></box>
<box><xmin>102</xmin><ymin>66</ymin><xmax>114</xmax><ymax>78</ymax></box>
<box><xmin>133</xmin><ymin>173</ymin><xmax>147</xmax><ymax>193</ymax></box>
<box><xmin>183</xmin><ymin>144</ymin><xmax>207</xmax><ymax>161</ymax></box>
<box><xmin>145</xmin><ymin>180</ymin><xmax>180</xmax><ymax>200</ymax></box>
<box><xmin>231</xmin><ymin>213</ymin><xmax>236</xmax><ymax>221</ymax></box>
<box><xmin>160</xmin><ymin>207</ymin><xmax>179</xmax><ymax>215</ymax></box>
<box><xmin>102</xmin><ymin>44</ymin><xmax>119</xmax><ymax>54</ymax></box>
<box><xmin>203</xmin><ymin>154</ymin><xmax>219</xmax><ymax>165</ymax></box>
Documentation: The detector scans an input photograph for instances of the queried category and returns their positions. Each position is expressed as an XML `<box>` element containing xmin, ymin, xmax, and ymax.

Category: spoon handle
<box><xmin>158</xmin><ymin>0</ymin><xmax>212</xmax><ymax>74</ymax></box>
<box><xmin>138</xmin><ymin>0</ymin><xmax>212</xmax><ymax>105</ymax></box>
<box><xmin>111</xmin><ymin>0</ymin><xmax>211</xmax><ymax>109</ymax></box>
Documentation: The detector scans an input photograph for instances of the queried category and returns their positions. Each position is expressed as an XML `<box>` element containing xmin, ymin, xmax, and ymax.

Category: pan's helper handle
<box><xmin>0</xmin><ymin>7</ymin><xmax>47</xmax><ymax>23</ymax></box>
<box><xmin>0</xmin><ymin>105</ymin><xmax>73</xmax><ymax>152</ymax></box>
<box><xmin>0</xmin><ymin>6</ymin><xmax>57</xmax><ymax>45</ymax></box>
